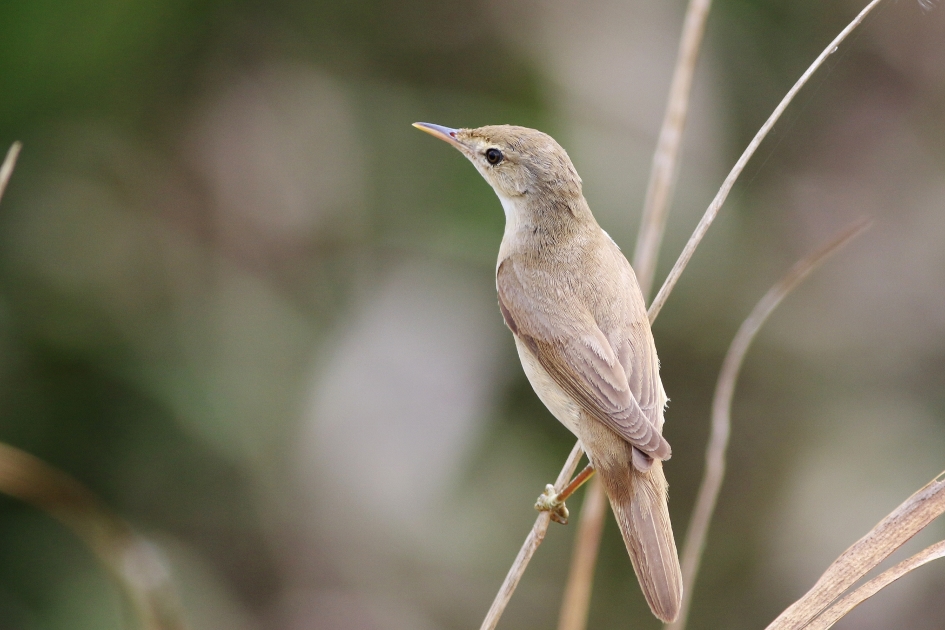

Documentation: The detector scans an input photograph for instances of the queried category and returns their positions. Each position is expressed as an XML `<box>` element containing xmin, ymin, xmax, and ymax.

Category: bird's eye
<box><xmin>485</xmin><ymin>148</ymin><xmax>504</xmax><ymax>165</ymax></box>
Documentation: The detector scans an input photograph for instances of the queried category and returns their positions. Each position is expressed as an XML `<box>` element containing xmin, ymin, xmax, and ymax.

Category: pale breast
<box><xmin>514</xmin><ymin>336</ymin><xmax>583</xmax><ymax>436</ymax></box>
<box><xmin>515</xmin><ymin>334</ymin><xmax>635</xmax><ymax>472</ymax></box>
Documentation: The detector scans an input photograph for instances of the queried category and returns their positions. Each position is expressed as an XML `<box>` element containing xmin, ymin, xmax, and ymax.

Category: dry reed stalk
<box><xmin>0</xmin><ymin>143</ymin><xmax>188</xmax><ymax>630</ymax></box>
<box><xmin>668</xmin><ymin>219</ymin><xmax>871</xmax><ymax>630</ymax></box>
<box><xmin>557</xmin><ymin>478</ymin><xmax>607</xmax><ymax>630</ymax></box>
<box><xmin>0</xmin><ymin>442</ymin><xmax>189</xmax><ymax>630</ymax></box>
<box><xmin>803</xmin><ymin>539</ymin><xmax>945</xmax><ymax>630</ymax></box>
<box><xmin>0</xmin><ymin>142</ymin><xmax>22</xmax><ymax>200</ymax></box>
<box><xmin>766</xmin><ymin>472</ymin><xmax>945</xmax><ymax>630</ymax></box>
<box><xmin>647</xmin><ymin>0</ymin><xmax>886</xmax><ymax>323</ymax></box>
<box><xmin>632</xmin><ymin>0</ymin><xmax>714</xmax><ymax>300</ymax></box>
<box><xmin>479</xmin><ymin>441</ymin><xmax>585</xmax><ymax>630</ymax></box>
<box><xmin>558</xmin><ymin>2</ymin><xmax>715</xmax><ymax>627</ymax></box>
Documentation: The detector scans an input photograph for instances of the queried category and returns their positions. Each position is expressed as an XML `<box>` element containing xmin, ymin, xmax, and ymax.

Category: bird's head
<box><xmin>413</xmin><ymin>123</ymin><xmax>583</xmax><ymax>203</ymax></box>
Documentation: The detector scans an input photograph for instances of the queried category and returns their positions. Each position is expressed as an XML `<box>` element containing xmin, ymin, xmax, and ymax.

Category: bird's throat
<box><xmin>496</xmin><ymin>193</ymin><xmax>540</xmax><ymax>261</ymax></box>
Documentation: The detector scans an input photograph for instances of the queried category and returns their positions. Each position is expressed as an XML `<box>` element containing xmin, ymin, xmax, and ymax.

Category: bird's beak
<box><xmin>413</xmin><ymin>122</ymin><xmax>465</xmax><ymax>150</ymax></box>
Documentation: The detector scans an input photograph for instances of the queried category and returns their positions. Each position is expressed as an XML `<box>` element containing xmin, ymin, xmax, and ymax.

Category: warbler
<box><xmin>414</xmin><ymin>122</ymin><xmax>682</xmax><ymax>622</ymax></box>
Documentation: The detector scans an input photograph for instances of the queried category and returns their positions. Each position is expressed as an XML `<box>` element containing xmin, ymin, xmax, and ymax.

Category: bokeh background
<box><xmin>0</xmin><ymin>0</ymin><xmax>943</xmax><ymax>628</ymax></box>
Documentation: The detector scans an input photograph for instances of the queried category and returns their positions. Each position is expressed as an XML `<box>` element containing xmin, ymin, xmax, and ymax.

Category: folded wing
<box><xmin>497</xmin><ymin>258</ymin><xmax>670</xmax><ymax>460</ymax></box>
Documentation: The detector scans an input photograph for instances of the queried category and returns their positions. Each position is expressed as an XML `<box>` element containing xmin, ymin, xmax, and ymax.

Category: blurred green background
<box><xmin>0</xmin><ymin>0</ymin><xmax>943</xmax><ymax>628</ymax></box>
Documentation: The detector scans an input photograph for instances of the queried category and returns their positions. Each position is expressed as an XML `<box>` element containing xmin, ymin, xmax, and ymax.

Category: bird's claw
<box><xmin>535</xmin><ymin>484</ymin><xmax>569</xmax><ymax>524</ymax></box>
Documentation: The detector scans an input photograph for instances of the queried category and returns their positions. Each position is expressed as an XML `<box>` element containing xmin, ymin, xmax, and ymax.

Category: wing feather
<box><xmin>498</xmin><ymin>257</ymin><xmax>670</xmax><ymax>459</ymax></box>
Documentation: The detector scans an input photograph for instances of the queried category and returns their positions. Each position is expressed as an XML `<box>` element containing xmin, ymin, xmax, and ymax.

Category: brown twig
<box><xmin>558</xmin><ymin>1</ymin><xmax>716</xmax><ymax>627</ymax></box>
<box><xmin>557</xmin><ymin>478</ymin><xmax>607</xmax><ymax>630</ymax></box>
<box><xmin>479</xmin><ymin>441</ymin><xmax>585</xmax><ymax>630</ymax></box>
<box><xmin>0</xmin><ymin>140</ymin><xmax>190</xmax><ymax>628</ymax></box>
<box><xmin>667</xmin><ymin>219</ymin><xmax>871</xmax><ymax>630</ymax></box>
<box><xmin>803</xmin><ymin>539</ymin><xmax>945</xmax><ymax>630</ymax></box>
<box><xmin>0</xmin><ymin>140</ymin><xmax>184</xmax><ymax>629</ymax></box>
<box><xmin>0</xmin><ymin>442</ymin><xmax>188</xmax><ymax>630</ymax></box>
<box><xmin>0</xmin><ymin>142</ymin><xmax>22</xmax><ymax>203</ymax></box>
<box><xmin>766</xmin><ymin>471</ymin><xmax>945</xmax><ymax>630</ymax></box>
<box><xmin>632</xmin><ymin>0</ymin><xmax>714</xmax><ymax>300</ymax></box>
<box><xmin>647</xmin><ymin>0</ymin><xmax>886</xmax><ymax>324</ymax></box>
<box><xmin>556</xmin><ymin>464</ymin><xmax>596</xmax><ymax>505</ymax></box>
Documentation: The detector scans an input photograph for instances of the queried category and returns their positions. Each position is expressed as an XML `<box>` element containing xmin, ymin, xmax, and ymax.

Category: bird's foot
<box><xmin>534</xmin><ymin>484</ymin><xmax>569</xmax><ymax>524</ymax></box>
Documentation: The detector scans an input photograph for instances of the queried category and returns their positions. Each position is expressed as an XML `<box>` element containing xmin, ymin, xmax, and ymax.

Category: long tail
<box><xmin>598</xmin><ymin>457</ymin><xmax>683</xmax><ymax>622</ymax></box>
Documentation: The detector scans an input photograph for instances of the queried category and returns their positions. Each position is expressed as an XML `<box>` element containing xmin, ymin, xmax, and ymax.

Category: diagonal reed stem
<box><xmin>804</xmin><ymin>539</ymin><xmax>945</xmax><ymax>630</ymax></box>
<box><xmin>558</xmin><ymin>1</ymin><xmax>715</xmax><ymax>628</ymax></box>
<box><xmin>633</xmin><ymin>0</ymin><xmax>715</xmax><ymax>301</ymax></box>
<box><xmin>767</xmin><ymin>471</ymin><xmax>945</xmax><ymax>630</ymax></box>
<box><xmin>668</xmin><ymin>219</ymin><xmax>871</xmax><ymax>630</ymax></box>
<box><xmin>647</xmin><ymin>0</ymin><xmax>886</xmax><ymax>325</ymax></box>
<box><xmin>0</xmin><ymin>143</ymin><xmax>187</xmax><ymax>630</ymax></box>
<box><xmin>479</xmin><ymin>441</ymin><xmax>585</xmax><ymax>630</ymax></box>
<box><xmin>0</xmin><ymin>442</ymin><xmax>189</xmax><ymax>630</ymax></box>
<box><xmin>557</xmin><ymin>476</ymin><xmax>608</xmax><ymax>630</ymax></box>
<box><xmin>0</xmin><ymin>142</ymin><xmax>22</xmax><ymax>202</ymax></box>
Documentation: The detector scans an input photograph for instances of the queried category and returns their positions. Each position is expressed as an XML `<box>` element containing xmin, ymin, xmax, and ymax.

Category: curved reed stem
<box><xmin>668</xmin><ymin>219</ymin><xmax>871</xmax><ymax>630</ymax></box>
<box><xmin>647</xmin><ymin>0</ymin><xmax>886</xmax><ymax>324</ymax></box>
<box><xmin>0</xmin><ymin>142</ymin><xmax>22</xmax><ymax>202</ymax></box>
<box><xmin>0</xmin><ymin>442</ymin><xmax>188</xmax><ymax>630</ymax></box>
<box><xmin>479</xmin><ymin>442</ymin><xmax>585</xmax><ymax>630</ymax></box>
<box><xmin>633</xmin><ymin>0</ymin><xmax>714</xmax><ymax>301</ymax></box>
<box><xmin>558</xmin><ymin>1</ymin><xmax>715</xmax><ymax>627</ymax></box>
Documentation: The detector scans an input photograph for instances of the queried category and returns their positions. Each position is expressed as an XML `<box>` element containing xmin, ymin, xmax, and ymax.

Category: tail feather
<box><xmin>599</xmin><ymin>458</ymin><xmax>683</xmax><ymax>623</ymax></box>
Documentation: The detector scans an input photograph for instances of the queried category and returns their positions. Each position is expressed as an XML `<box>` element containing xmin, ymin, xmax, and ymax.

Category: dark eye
<box><xmin>485</xmin><ymin>148</ymin><xmax>503</xmax><ymax>165</ymax></box>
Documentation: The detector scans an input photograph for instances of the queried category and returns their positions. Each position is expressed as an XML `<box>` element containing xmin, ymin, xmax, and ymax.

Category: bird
<box><xmin>414</xmin><ymin>122</ymin><xmax>683</xmax><ymax>623</ymax></box>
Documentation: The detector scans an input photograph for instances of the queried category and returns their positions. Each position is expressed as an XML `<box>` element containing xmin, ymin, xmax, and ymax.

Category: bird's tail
<box><xmin>598</xmin><ymin>457</ymin><xmax>683</xmax><ymax>623</ymax></box>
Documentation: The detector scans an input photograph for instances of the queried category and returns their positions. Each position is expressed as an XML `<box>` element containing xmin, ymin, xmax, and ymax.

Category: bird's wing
<box><xmin>618</xmin><ymin>312</ymin><xmax>667</xmax><ymax>436</ymax></box>
<box><xmin>497</xmin><ymin>258</ymin><xmax>670</xmax><ymax>459</ymax></box>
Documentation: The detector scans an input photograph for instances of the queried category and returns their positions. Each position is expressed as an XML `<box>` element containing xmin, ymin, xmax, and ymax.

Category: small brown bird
<box><xmin>414</xmin><ymin>122</ymin><xmax>682</xmax><ymax>622</ymax></box>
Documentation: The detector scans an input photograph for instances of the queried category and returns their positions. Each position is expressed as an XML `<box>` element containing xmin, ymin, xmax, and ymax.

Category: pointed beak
<box><xmin>413</xmin><ymin>122</ymin><xmax>464</xmax><ymax>150</ymax></box>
